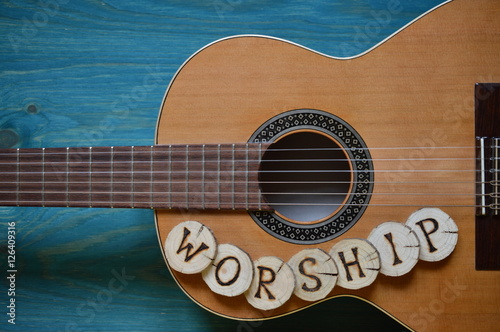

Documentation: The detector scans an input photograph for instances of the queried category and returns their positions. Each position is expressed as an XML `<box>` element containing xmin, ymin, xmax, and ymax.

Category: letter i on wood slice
<box><xmin>329</xmin><ymin>238</ymin><xmax>380</xmax><ymax>290</ymax></box>
<box><xmin>245</xmin><ymin>256</ymin><xmax>296</xmax><ymax>311</ymax></box>
<box><xmin>367</xmin><ymin>221</ymin><xmax>420</xmax><ymax>277</ymax></box>
<box><xmin>405</xmin><ymin>208</ymin><xmax>458</xmax><ymax>262</ymax></box>
<box><xmin>164</xmin><ymin>220</ymin><xmax>217</xmax><ymax>274</ymax></box>
<box><xmin>287</xmin><ymin>248</ymin><xmax>338</xmax><ymax>302</ymax></box>
<box><xmin>202</xmin><ymin>243</ymin><xmax>254</xmax><ymax>297</ymax></box>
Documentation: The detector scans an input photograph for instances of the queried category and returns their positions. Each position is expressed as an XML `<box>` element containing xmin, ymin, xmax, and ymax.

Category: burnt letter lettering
<box><xmin>215</xmin><ymin>256</ymin><xmax>241</xmax><ymax>286</ymax></box>
<box><xmin>298</xmin><ymin>257</ymin><xmax>322</xmax><ymax>292</ymax></box>
<box><xmin>415</xmin><ymin>218</ymin><xmax>439</xmax><ymax>253</ymax></box>
<box><xmin>338</xmin><ymin>247</ymin><xmax>365</xmax><ymax>281</ymax></box>
<box><xmin>176</xmin><ymin>227</ymin><xmax>209</xmax><ymax>262</ymax></box>
<box><xmin>384</xmin><ymin>232</ymin><xmax>403</xmax><ymax>266</ymax></box>
<box><xmin>254</xmin><ymin>266</ymin><xmax>276</xmax><ymax>300</ymax></box>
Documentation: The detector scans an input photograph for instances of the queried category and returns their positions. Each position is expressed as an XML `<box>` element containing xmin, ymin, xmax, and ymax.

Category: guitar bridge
<box><xmin>475</xmin><ymin>83</ymin><xmax>500</xmax><ymax>270</ymax></box>
<box><xmin>476</xmin><ymin>137</ymin><xmax>500</xmax><ymax>216</ymax></box>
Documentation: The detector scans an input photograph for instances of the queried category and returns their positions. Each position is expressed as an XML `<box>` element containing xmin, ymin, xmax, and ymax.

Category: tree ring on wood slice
<box><xmin>287</xmin><ymin>248</ymin><xmax>338</xmax><ymax>301</ymax></box>
<box><xmin>202</xmin><ymin>243</ymin><xmax>254</xmax><ymax>297</ymax></box>
<box><xmin>405</xmin><ymin>208</ymin><xmax>458</xmax><ymax>262</ymax></box>
<box><xmin>367</xmin><ymin>221</ymin><xmax>420</xmax><ymax>277</ymax></box>
<box><xmin>329</xmin><ymin>238</ymin><xmax>380</xmax><ymax>290</ymax></box>
<box><xmin>164</xmin><ymin>220</ymin><xmax>217</xmax><ymax>274</ymax></box>
<box><xmin>245</xmin><ymin>256</ymin><xmax>296</xmax><ymax>311</ymax></box>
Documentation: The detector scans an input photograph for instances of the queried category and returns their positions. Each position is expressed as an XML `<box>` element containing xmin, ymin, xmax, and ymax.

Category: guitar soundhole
<box><xmin>259</xmin><ymin>131</ymin><xmax>351</xmax><ymax>223</ymax></box>
<box><xmin>249</xmin><ymin>109</ymin><xmax>373</xmax><ymax>244</ymax></box>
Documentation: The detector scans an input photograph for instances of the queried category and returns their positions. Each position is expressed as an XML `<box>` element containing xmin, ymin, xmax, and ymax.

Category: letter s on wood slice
<box><xmin>245</xmin><ymin>256</ymin><xmax>296</xmax><ymax>311</ymax></box>
<box><xmin>202</xmin><ymin>243</ymin><xmax>254</xmax><ymax>297</ymax></box>
<box><xmin>164</xmin><ymin>220</ymin><xmax>217</xmax><ymax>274</ymax></box>
<box><xmin>288</xmin><ymin>248</ymin><xmax>338</xmax><ymax>302</ymax></box>
<box><xmin>405</xmin><ymin>208</ymin><xmax>458</xmax><ymax>262</ymax></box>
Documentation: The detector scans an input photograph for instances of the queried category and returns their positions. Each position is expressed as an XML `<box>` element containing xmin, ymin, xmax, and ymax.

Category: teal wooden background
<box><xmin>1</xmin><ymin>0</ymin><xmax>443</xmax><ymax>331</ymax></box>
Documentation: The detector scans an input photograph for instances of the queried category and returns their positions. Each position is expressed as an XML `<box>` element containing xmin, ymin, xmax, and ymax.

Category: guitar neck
<box><xmin>0</xmin><ymin>144</ymin><xmax>270</xmax><ymax>210</ymax></box>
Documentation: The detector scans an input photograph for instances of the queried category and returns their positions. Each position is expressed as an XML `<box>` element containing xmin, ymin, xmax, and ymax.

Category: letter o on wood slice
<box><xmin>329</xmin><ymin>238</ymin><xmax>380</xmax><ymax>290</ymax></box>
<box><xmin>202</xmin><ymin>243</ymin><xmax>254</xmax><ymax>297</ymax></box>
<box><xmin>245</xmin><ymin>256</ymin><xmax>295</xmax><ymax>311</ymax></box>
<box><xmin>164</xmin><ymin>220</ymin><xmax>217</xmax><ymax>274</ymax></box>
<box><xmin>405</xmin><ymin>208</ymin><xmax>458</xmax><ymax>262</ymax></box>
<box><xmin>287</xmin><ymin>248</ymin><xmax>338</xmax><ymax>302</ymax></box>
<box><xmin>367</xmin><ymin>221</ymin><xmax>420</xmax><ymax>277</ymax></box>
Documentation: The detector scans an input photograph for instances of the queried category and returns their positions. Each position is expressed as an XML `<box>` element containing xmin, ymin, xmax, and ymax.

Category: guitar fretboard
<box><xmin>0</xmin><ymin>144</ymin><xmax>270</xmax><ymax>210</ymax></box>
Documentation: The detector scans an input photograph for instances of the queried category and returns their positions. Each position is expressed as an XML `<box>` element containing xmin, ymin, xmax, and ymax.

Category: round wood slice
<box><xmin>329</xmin><ymin>238</ymin><xmax>380</xmax><ymax>290</ymax></box>
<box><xmin>287</xmin><ymin>248</ymin><xmax>338</xmax><ymax>301</ymax></box>
<box><xmin>367</xmin><ymin>221</ymin><xmax>420</xmax><ymax>277</ymax></box>
<box><xmin>202</xmin><ymin>243</ymin><xmax>254</xmax><ymax>297</ymax></box>
<box><xmin>405</xmin><ymin>208</ymin><xmax>458</xmax><ymax>262</ymax></box>
<box><xmin>164</xmin><ymin>220</ymin><xmax>217</xmax><ymax>274</ymax></box>
<box><xmin>245</xmin><ymin>256</ymin><xmax>295</xmax><ymax>311</ymax></box>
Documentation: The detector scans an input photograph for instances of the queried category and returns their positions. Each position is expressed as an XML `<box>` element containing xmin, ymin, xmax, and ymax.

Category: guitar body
<box><xmin>155</xmin><ymin>0</ymin><xmax>499</xmax><ymax>330</ymax></box>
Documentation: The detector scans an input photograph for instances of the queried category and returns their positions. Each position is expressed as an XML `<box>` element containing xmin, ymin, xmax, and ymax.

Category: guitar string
<box><xmin>0</xmin><ymin>157</ymin><xmax>489</xmax><ymax>163</ymax></box>
<box><xmin>0</xmin><ymin>199</ymin><xmax>494</xmax><ymax>209</ymax></box>
<box><xmin>0</xmin><ymin>145</ymin><xmax>481</xmax><ymax>155</ymax></box>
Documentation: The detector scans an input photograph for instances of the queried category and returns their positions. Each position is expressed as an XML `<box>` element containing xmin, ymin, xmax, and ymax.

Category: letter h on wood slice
<box><xmin>330</xmin><ymin>239</ymin><xmax>380</xmax><ymax>290</ymax></box>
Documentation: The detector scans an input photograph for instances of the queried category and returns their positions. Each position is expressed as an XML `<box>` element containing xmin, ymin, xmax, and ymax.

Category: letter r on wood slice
<box><xmin>165</xmin><ymin>220</ymin><xmax>217</xmax><ymax>274</ymax></box>
<box><xmin>245</xmin><ymin>256</ymin><xmax>295</xmax><ymax>311</ymax></box>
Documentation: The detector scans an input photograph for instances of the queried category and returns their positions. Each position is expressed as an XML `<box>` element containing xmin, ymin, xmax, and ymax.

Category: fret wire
<box><xmin>111</xmin><ymin>146</ymin><xmax>114</xmax><ymax>208</ymax></box>
<box><xmin>89</xmin><ymin>147</ymin><xmax>92</xmax><ymax>208</ymax></box>
<box><xmin>42</xmin><ymin>147</ymin><xmax>45</xmax><ymax>207</ymax></box>
<box><xmin>131</xmin><ymin>146</ymin><xmax>135</xmax><ymax>208</ymax></box>
<box><xmin>186</xmin><ymin>145</ymin><xmax>189</xmax><ymax>210</ymax></box>
<box><xmin>16</xmin><ymin>148</ymin><xmax>19</xmax><ymax>207</ymax></box>
<box><xmin>168</xmin><ymin>144</ymin><xmax>172</xmax><ymax>209</ymax></box>
<box><xmin>245</xmin><ymin>143</ymin><xmax>249</xmax><ymax>211</ymax></box>
<box><xmin>66</xmin><ymin>147</ymin><xmax>69</xmax><ymax>207</ymax></box>
<box><xmin>232</xmin><ymin>143</ymin><xmax>235</xmax><ymax>210</ymax></box>
<box><xmin>217</xmin><ymin>144</ymin><xmax>221</xmax><ymax>210</ymax></box>
<box><xmin>202</xmin><ymin>144</ymin><xmax>205</xmax><ymax>210</ymax></box>
<box><xmin>150</xmin><ymin>145</ymin><xmax>154</xmax><ymax>209</ymax></box>
<box><xmin>258</xmin><ymin>143</ymin><xmax>262</xmax><ymax>211</ymax></box>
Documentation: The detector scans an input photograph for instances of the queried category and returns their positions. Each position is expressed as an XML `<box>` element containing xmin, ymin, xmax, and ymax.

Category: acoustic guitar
<box><xmin>1</xmin><ymin>0</ymin><xmax>499</xmax><ymax>330</ymax></box>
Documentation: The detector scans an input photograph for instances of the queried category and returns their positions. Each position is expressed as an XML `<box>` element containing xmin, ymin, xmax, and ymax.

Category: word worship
<box><xmin>164</xmin><ymin>208</ymin><xmax>458</xmax><ymax>311</ymax></box>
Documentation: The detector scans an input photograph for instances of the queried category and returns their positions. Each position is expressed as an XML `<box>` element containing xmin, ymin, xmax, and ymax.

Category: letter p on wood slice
<box><xmin>165</xmin><ymin>220</ymin><xmax>217</xmax><ymax>274</ymax></box>
<box><xmin>405</xmin><ymin>208</ymin><xmax>458</xmax><ymax>262</ymax></box>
